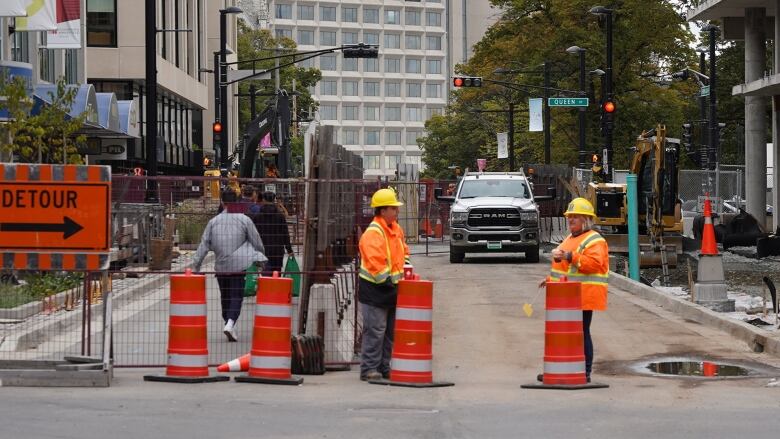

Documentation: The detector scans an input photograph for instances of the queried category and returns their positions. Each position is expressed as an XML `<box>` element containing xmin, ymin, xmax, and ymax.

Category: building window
<box><xmin>275</xmin><ymin>4</ymin><xmax>292</xmax><ymax>19</ymax></box>
<box><xmin>343</xmin><ymin>80</ymin><xmax>359</xmax><ymax>96</ymax></box>
<box><xmin>406</xmin><ymin>155</ymin><xmax>422</xmax><ymax>167</ymax></box>
<box><xmin>407</xmin><ymin>82</ymin><xmax>422</xmax><ymax>97</ymax></box>
<box><xmin>406</xmin><ymin>59</ymin><xmax>422</xmax><ymax>74</ymax></box>
<box><xmin>386</xmin><ymin>106</ymin><xmax>402</xmax><ymax>121</ymax></box>
<box><xmin>365</xmin><ymin>106</ymin><xmax>380</xmax><ymax>121</ymax></box>
<box><xmin>297</xmin><ymin>4</ymin><xmax>314</xmax><ymax>20</ymax></box>
<box><xmin>364</xmin><ymin>153</ymin><xmax>380</xmax><ymax>167</ymax></box>
<box><xmin>406</xmin><ymin>35</ymin><xmax>421</xmax><ymax>50</ymax></box>
<box><xmin>426</xmin><ymin>59</ymin><xmax>441</xmax><ymax>74</ymax></box>
<box><xmin>11</xmin><ymin>32</ymin><xmax>29</xmax><ymax>62</ymax></box>
<box><xmin>365</xmin><ymin>131</ymin><xmax>380</xmax><ymax>147</ymax></box>
<box><xmin>364</xmin><ymin>58</ymin><xmax>379</xmax><ymax>72</ymax></box>
<box><xmin>426</xmin><ymin>35</ymin><xmax>442</xmax><ymax>50</ymax></box>
<box><xmin>297</xmin><ymin>29</ymin><xmax>314</xmax><ymax>45</ymax></box>
<box><xmin>65</xmin><ymin>49</ymin><xmax>79</xmax><ymax>83</ymax></box>
<box><xmin>406</xmin><ymin>131</ymin><xmax>422</xmax><ymax>145</ymax></box>
<box><xmin>320</xmin><ymin>31</ymin><xmax>336</xmax><ymax>46</ymax></box>
<box><xmin>384</xmin><ymin>33</ymin><xmax>400</xmax><ymax>49</ymax></box>
<box><xmin>386</xmin><ymin>131</ymin><xmax>401</xmax><ymax>146</ymax></box>
<box><xmin>320</xmin><ymin>104</ymin><xmax>337</xmax><ymax>120</ymax></box>
<box><xmin>321</xmin><ymin>80</ymin><xmax>338</xmax><ymax>95</ymax></box>
<box><xmin>320</xmin><ymin>6</ymin><xmax>336</xmax><ymax>21</ymax></box>
<box><xmin>343</xmin><ymin>58</ymin><xmax>358</xmax><ymax>72</ymax></box>
<box><xmin>364</xmin><ymin>32</ymin><xmax>379</xmax><ymax>45</ymax></box>
<box><xmin>407</xmin><ymin>107</ymin><xmax>423</xmax><ymax>121</ymax></box>
<box><xmin>426</xmin><ymin>83</ymin><xmax>441</xmax><ymax>98</ymax></box>
<box><xmin>343</xmin><ymin>6</ymin><xmax>358</xmax><ymax>22</ymax></box>
<box><xmin>426</xmin><ymin>107</ymin><xmax>444</xmax><ymax>119</ymax></box>
<box><xmin>342</xmin><ymin>31</ymin><xmax>358</xmax><ymax>44</ymax></box>
<box><xmin>364</xmin><ymin>8</ymin><xmax>379</xmax><ymax>23</ymax></box>
<box><xmin>320</xmin><ymin>54</ymin><xmax>337</xmax><ymax>70</ymax></box>
<box><xmin>344</xmin><ymin>129</ymin><xmax>359</xmax><ymax>145</ymax></box>
<box><xmin>384</xmin><ymin>58</ymin><xmax>401</xmax><ymax>73</ymax></box>
<box><xmin>275</xmin><ymin>28</ymin><xmax>292</xmax><ymax>39</ymax></box>
<box><xmin>386</xmin><ymin>154</ymin><xmax>402</xmax><ymax>168</ymax></box>
<box><xmin>385</xmin><ymin>10</ymin><xmax>400</xmax><ymax>24</ymax></box>
<box><xmin>405</xmin><ymin>10</ymin><xmax>421</xmax><ymax>25</ymax></box>
<box><xmin>299</xmin><ymin>57</ymin><xmax>315</xmax><ymax>68</ymax></box>
<box><xmin>426</xmin><ymin>11</ymin><xmax>441</xmax><ymax>26</ymax></box>
<box><xmin>385</xmin><ymin>82</ymin><xmax>401</xmax><ymax>97</ymax></box>
<box><xmin>87</xmin><ymin>0</ymin><xmax>117</xmax><ymax>47</ymax></box>
<box><xmin>344</xmin><ymin>105</ymin><xmax>359</xmax><ymax>120</ymax></box>
<box><xmin>364</xmin><ymin>81</ymin><xmax>380</xmax><ymax>97</ymax></box>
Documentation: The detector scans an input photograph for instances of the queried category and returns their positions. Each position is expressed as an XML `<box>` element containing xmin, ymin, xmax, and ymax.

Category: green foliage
<box><xmin>0</xmin><ymin>272</ymin><xmax>83</xmax><ymax>309</ymax></box>
<box><xmin>420</xmin><ymin>0</ymin><xmax>700</xmax><ymax>174</ymax></box>
<box><xmin>0</xmin><ymin>76</ymin><xmax>86</xmax><ymax>164</ymax></box>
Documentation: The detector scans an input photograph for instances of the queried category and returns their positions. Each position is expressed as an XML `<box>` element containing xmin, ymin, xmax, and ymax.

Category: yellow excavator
<box><xmin>587</xmin><ymin>124</ymin><xmax>683</xmax><ymax>268</ymax></box>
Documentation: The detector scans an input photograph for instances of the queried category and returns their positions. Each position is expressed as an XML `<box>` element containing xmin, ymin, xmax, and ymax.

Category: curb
<box><xmin>609</xmin><ymin>272</ymin><xmax>780</xmax><ymax>355</ymax></box>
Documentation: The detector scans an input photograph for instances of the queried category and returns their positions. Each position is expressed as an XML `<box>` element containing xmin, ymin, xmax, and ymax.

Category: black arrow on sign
<box><xmin>0</xmin><ymin>216</ymin><xmax>84</xmax><ymax>239</ymax></box>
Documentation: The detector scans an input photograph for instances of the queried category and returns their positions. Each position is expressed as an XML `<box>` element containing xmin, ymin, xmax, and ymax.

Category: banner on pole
<box><xmin>497</xmin><ymin>132</ymin><xmax>508</xmax><ymax>159</ymax></box>
<box><xmin>529</xmin><ymin>98</ymin><xmax>543</xmax><ymax>132</ymax></box>
<box><xmin>0</xmin><ymin>1</ymin><xmax>28</xmax><ymax>17</ymax></box>
<box><xmin>15</xmin><ymin>0</ymin><xmax>57</xmax><ymax>31</ymax></box>
<box><xmin>47</xmin><ymin>0</ymin><xmax>81</xmax><ymax>49</ymax></box>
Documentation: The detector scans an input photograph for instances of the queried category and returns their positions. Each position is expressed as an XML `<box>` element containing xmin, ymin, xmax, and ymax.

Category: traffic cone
<box><xmin>218</xmin><ymin>353</ymin><xmax>250</xmax><ymax>372</ymax></box>
<box><xmin>701</xmin><ymin>197</ymin><xmax>718</xmax><ymax>255</ymax></box>
<box><xmin>369</xmin><ymin>275</ymin><xmax>453</xmax><ymax>388</ymax></box>
<box><xmin>434</xmin><ymin>219</ymin><xmax>443</xmax><ymax>239</ymax></box>
<box><xmin>144</xmin><ymin>269</ymin><xmax>229</xmax><ymax>383</ymax></box>
<box><xmin>522</xmin><ymin>280</ymin><xmax>608</xmax><ymax>390</ymax></box>
<box><xmin>702</xmin><ymin>361</ymin><xmax>717</xmax><ymax>377</ymax></box>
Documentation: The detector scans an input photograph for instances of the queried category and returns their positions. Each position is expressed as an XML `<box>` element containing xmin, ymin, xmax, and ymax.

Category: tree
<box><xmin>0</xmin><ymin>76</ymin><xmax>85</xmax><ymax>164</ymax></box>
<box><xmin>420</xmin><ymin>0</ymin><xmax>699</xmax><ymax>172</ymax></box>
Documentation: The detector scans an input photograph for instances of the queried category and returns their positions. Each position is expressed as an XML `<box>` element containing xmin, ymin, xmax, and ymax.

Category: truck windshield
<box><xmin>458</xmin><ymin>179</ymin><xmax>531</xmax><ymax>199</ymax></box>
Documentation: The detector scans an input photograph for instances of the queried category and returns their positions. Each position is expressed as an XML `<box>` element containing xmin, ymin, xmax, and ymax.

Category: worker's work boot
<box><xmin>361</xmin><ymin>370</ymin><xmax>382</xmax><ymax>381</ymax></box>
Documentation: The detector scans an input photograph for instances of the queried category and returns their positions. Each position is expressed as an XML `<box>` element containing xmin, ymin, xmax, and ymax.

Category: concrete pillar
<box><xmin>774</xmin><ymin>0</ymin><xmax>780</xmax><ymax>231</ymax></box>
<box><xmin>745</xmin><ymin>8</ymin><xmax>768</xmax><ymax>222</ymax></box>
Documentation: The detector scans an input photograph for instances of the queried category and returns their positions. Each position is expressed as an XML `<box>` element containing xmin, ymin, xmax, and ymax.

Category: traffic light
<box><xmin>342</xmin><ymin>43</ymin><xmax>379</xmax><ymax>58</ymax></box>
<box><xmin>453</xmin><ymin>76</ymin><xmax>482</xmax><ymax>88</ymax></box>
<box><xmin>213</xmin><ymin>120</ymin><xmax>223</xmax><ymax>154</ymax></box>
<box><xmin>602</xmin><ymin>100</ymin><xmax>616</xmax><ymax>114</ymax></box>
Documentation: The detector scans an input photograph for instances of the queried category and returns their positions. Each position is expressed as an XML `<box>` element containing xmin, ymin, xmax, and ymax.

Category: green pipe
<box><xmin>626</xmin><ymin>174</ymin><xmax>640</xmax><ymax>280</ymax></box>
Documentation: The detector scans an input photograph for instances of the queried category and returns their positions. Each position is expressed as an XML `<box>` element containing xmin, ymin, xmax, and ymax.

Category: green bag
<box><xmin>243</xmin><ymin>264</ymin><xmax>260</xmax><ymax>297</ymax></box>
<box><xmin>283</xmin><ymin>255</ymin><xmax>301</xmax><ymax>297</ymax></box>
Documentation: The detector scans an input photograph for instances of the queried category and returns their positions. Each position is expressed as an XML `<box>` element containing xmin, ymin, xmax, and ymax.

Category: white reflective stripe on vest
<box><xmin>391</xmin><ymin>358</ymin><xmax>432</xmax><ymax>372</ymax></box>
<box><xmin>255</xmin><ymin>304</ymin><xmax>292</xmax><ymax>318</ymax></box>
<box><xmin>545</xmin><ymin>310</ymin><xmax>583</xmax><ymax>322</ymax></box>
<box><xmin>169</xmin><ymin>303</ymin><xmax>207</xmax><ymax>316</ymax></box>
<box><xmin>250</xmin><ymin>355</ymin><xmax>291</xmax><ymax>370</ymax></box>
<box><xmin>167</xmin><ymin>353</ymin><xmax>208</xmax><ymax>367</ymax></box>
<box><xmin>396</xmin><ymin>307</ymin><xmax>432</xmax><ymax>322</ymax></box>
<box><xmin>543</xmin><ymin>361</ymin><xmax>586</xmax><ymax>374</ymax></box>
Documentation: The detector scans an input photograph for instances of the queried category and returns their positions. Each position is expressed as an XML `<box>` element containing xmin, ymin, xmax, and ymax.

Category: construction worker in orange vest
<box><xmin>540</xmin><ymin>197</ymin><xmax>609</xmax><ymax>382</ymax></box>
<box><xmin>358</xmin><ymin>188</ymin><xmax>411</xmax><ymax>382</ymax></box>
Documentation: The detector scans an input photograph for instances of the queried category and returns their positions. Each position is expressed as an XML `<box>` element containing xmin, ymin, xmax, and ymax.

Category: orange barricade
<box><xmin>144</xmin><ymin>269</ymin><xmax>228</xmax><ymax>383</ymax></box>
<box><xmin>370</xmin><ymin>275</ymin><xmax>453</xmax><ymax>388</ymax></box>
<box><xmin>522</xmin><ymin>281</ymin><xmax>607</xmax><ymax>390</ymax></box>
<box><xmin>235</xmin><ymin>272</ymin><xmax>303</xmax><ymax>385</ymax></box>
<box><xmin>701</xmin><ymin>197</ymin><xmax>718</xmax><ymax>255</ymax></box>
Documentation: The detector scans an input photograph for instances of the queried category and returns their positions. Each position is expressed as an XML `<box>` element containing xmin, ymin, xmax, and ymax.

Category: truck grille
<box><xmin>467</xmin><ymin>208</ymin><xmax>522</xmax><ymax>227</ymax></box>
<box><xmin>468</xmin><ymin>234</ymin><xmax>522</xmax><ymax>242</ymax></box>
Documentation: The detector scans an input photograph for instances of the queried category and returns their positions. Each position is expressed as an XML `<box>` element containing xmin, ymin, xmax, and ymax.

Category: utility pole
<box><xmin>218</xmin><ymin>7</ymin><xmax>243</xmax><ymax>169</ymax></box>
<box><xmin>567</xmin><ymin>46</ymin><xmax>588</xmax><ymax>168</ymax></box>
<box><xmin>590</xmin><ymin>6</ymin><xmax>615</xmax><ymax>182</ymax></box>
<box><xmin>543</xmin><ymin>63</ymin><xmax>552</xmax><ymax>164</ymax></box>
<box><xmin>144</xmin><ymin>0</ymin><xmax>159</xmax><ymax>203</ymax></box>
<box><xmin>508</xmin><ymin>102</ymin><xmax>515</xmax><ymax>172</ymax></box>
<box><xmin>699</xmin><ymin>49</ymin><xmax>709</xmax><ymax>170</ymax></box>
<box><xmin>707</xmin><ymin>24</ymin><xmax>720</xmax><ymax>199</ymax></box>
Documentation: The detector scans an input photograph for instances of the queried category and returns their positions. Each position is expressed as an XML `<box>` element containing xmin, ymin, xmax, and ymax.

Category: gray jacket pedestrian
<box><xmin>193</xmin><ymin>209</ymin><xmax>268</xmax><ymax>273</ymax></box>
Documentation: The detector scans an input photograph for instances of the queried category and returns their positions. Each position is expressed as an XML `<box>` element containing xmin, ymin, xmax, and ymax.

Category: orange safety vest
<box><xmin>549</xmin><ymin>229</ymin><xmax>609</xmax><ymax>311</ymax></box>
<box><xmin>359</xmin><ymin>217</ymin><xmax>411</xmax><ymax>285</ymax></box>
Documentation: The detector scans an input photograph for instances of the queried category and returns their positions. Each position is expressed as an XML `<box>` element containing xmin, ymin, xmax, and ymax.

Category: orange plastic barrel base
<box><xmin>234</xmin><ymin>375</ymin><xmax>303</xmax><ymax>385</ymax></box>
<box><xmin>143</xmin><ymin>374</ymin><xmax>229</xmax><ymax>384</ymax></box>
<box><xmin>521</xmin><ymin>380</ymin><xmax>609</xmax><ymax>390</ymax></box>
<box><xmin>368</xmin><ymin>378</ymin><xmax>454</xmax><ymax>388</ymax></box>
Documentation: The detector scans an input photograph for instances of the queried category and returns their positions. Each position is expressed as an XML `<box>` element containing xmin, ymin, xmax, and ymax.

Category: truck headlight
<box><xmin>451</xmin><ymin>211</ymin><xmax>468</xmax><ymax>225</ymax></box>
<box><xmin>520</xmin><ymin>211</ymin><xmax>538</xmax><ymax>224</ymax></box>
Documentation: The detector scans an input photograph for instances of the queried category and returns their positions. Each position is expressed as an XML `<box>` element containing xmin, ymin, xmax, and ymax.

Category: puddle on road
<box><xmin>646</xmin><ymin>361</ymin><xmax>751</xmax><ymax>377</ymax></box>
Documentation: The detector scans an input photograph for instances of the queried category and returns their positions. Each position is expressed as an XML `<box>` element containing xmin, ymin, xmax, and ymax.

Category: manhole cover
<box><xmin>646</xmin><ymin>361</ymin><xmax>751</xmax><ymax>377</ymax></box>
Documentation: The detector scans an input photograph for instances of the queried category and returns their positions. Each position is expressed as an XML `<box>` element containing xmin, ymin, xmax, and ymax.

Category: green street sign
<box><xmin>700</xmin><ymin>85</ymin><xmax>710</xmax><ymax>97</ymax></box>
<box><xmin>548</xmin><ymin>97</ymin><xmax>589</xmax><ymax>107</ymax></box>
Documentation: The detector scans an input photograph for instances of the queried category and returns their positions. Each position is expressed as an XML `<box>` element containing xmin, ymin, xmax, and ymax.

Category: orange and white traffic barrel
<box><xmin>522</xmin><ymin>280</ymin><xmax>607</xmax><ymax>390</ymax></box>
<box><xmin>370</xmin><ymin>275</ymin><xmax>453</xmax><ymax>388</ymax></box>
<box><xmin>235</xmin><ymin>272</ymin><xmax>303</xmax><ymax>385</ymax></box>
<box><xmin>144</xmin><ymin>269</ymin><xmax>228</xmax><ymax>383</ymax></box>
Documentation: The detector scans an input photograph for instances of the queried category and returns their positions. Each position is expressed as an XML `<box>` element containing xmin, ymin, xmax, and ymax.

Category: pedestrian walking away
<box><xmin>358</xmin><ymin>188</ymin><xmax>411</xmax><ymax>382</ymax></box>
<box><xmin>250</xmin><ymin>191</ymin><xmax>293</xmax><ymax>275</ymax></box>
<box><xmin>193</xmin><ymin>190</ymin><xmax>268</xmax><ymax>342</ymax></box>
<box><xmin>541</xmin><ymin>197</ymin><xmax>609</xmax><ymax>382</ymax></box>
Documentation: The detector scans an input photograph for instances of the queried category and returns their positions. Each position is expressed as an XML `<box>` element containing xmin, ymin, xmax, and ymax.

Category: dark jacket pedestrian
<box><xmin>249</xmin><ymin>191</ymin><xmax>293</xmax><ymax>275</ymax></box>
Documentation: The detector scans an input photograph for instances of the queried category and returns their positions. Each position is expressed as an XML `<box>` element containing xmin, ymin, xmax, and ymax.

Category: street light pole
<box><xmin>567</xmin><ymin>46</ymin><xmax>588</xmax><ymax>168</ymax></box>
<box><xmin>590</xmin><ymin>6</ymin><xmax>614</xmax><ymax>182</ymax></box>
<box><xmin>706</xmin><ymin>24</ymin><xmax>720</xmax><ymax>198</ymax></box>
<box><xmin>219</xmin><ymin>6</ymin><xmax>242</xmax><ymax>169</ymax></box>
<box><xmin>144</xmin><ymin>0</ymin><xmax>158</xmax><ymax>203</ymax></box>
<box><xmin>508</xmin><ymin>102</ymin><xmax>515</xmax><ymax>172</ymax></box>
<box><xmin>543</xmin><ymin>62</ymin><xmax>552</xmax><ymax>164</ymax></box>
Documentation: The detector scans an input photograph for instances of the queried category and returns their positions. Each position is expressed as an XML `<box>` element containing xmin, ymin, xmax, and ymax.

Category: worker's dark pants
<box><xmin>360</xmin><ymin>303</ymin><xmax>395</xmax><ymax>377</ymax></box>
<box><xmin>583</xmin><ymin>310</ymin><xmax>594</xmax><ymax>376</ymax></box>
<box><xmin>216</xmin><ymin>274</ymin><xmax>244</xmax><ymax>323</ymax></box>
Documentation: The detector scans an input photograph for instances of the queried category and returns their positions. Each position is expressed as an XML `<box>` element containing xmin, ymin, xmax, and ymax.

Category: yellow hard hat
<box><xmin>564</xmin><ymin>197</ymin><xmax>596</xmax><ymax>217</ymax></box>
<box><xmin>371</xmin><ymin>188</ymin><xmax>403</xmax><ymax>208</ymax></box>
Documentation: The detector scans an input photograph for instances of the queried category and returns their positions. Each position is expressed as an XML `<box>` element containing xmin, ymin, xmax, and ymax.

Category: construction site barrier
<box><xmin>235</xmin><ymin>272</ymin><xmax>303</xmax><ymax>385</ymax></box>
<box><xmin>370</xmin><ymin>275</ymin><xmax>453</xmax><ymax>388</ymax></box>
<box><xmin>144</xmin><ymin>269</ymin><xmax>228</xmax><ymax>383</ymax></box>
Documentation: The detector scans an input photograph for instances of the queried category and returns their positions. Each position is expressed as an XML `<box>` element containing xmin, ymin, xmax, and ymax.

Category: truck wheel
<box><xmin>449</xmin><ymin>249</ymin><xmax>465</xmax><ymax>263</ymax></box>
<box><xmin>525</xmin><ymin>246</ymin><xmax>540</xmax><ymax>263</ymax></box>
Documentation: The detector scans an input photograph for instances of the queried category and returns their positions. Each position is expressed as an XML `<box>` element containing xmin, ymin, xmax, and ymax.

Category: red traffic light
<box><xmin>213</xmin><ymin>121</ymin><xmax>223</xmax><ymax>133</ymax></box>
<box><xmin>603</xmin><ymin>101</ymin><xmax>616</xmax><ymax>113</ymax></box>
<box><xmin>453</xmin><ymin>77</ymin><xmax>464</xmax><ymax>87</ymax></box>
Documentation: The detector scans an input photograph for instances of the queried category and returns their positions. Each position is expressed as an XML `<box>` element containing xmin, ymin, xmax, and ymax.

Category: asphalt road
<box><xmin>3</xmin><ymin>250</ymin><xmax>780</xmax><ymax>438</ymax></box>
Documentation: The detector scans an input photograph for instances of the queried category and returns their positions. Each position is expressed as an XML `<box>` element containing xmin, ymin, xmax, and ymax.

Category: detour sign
<box><xmin>0</xmin><ymin>170</ymin><xmax>110</xmax><ymax>252</ymax></box>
